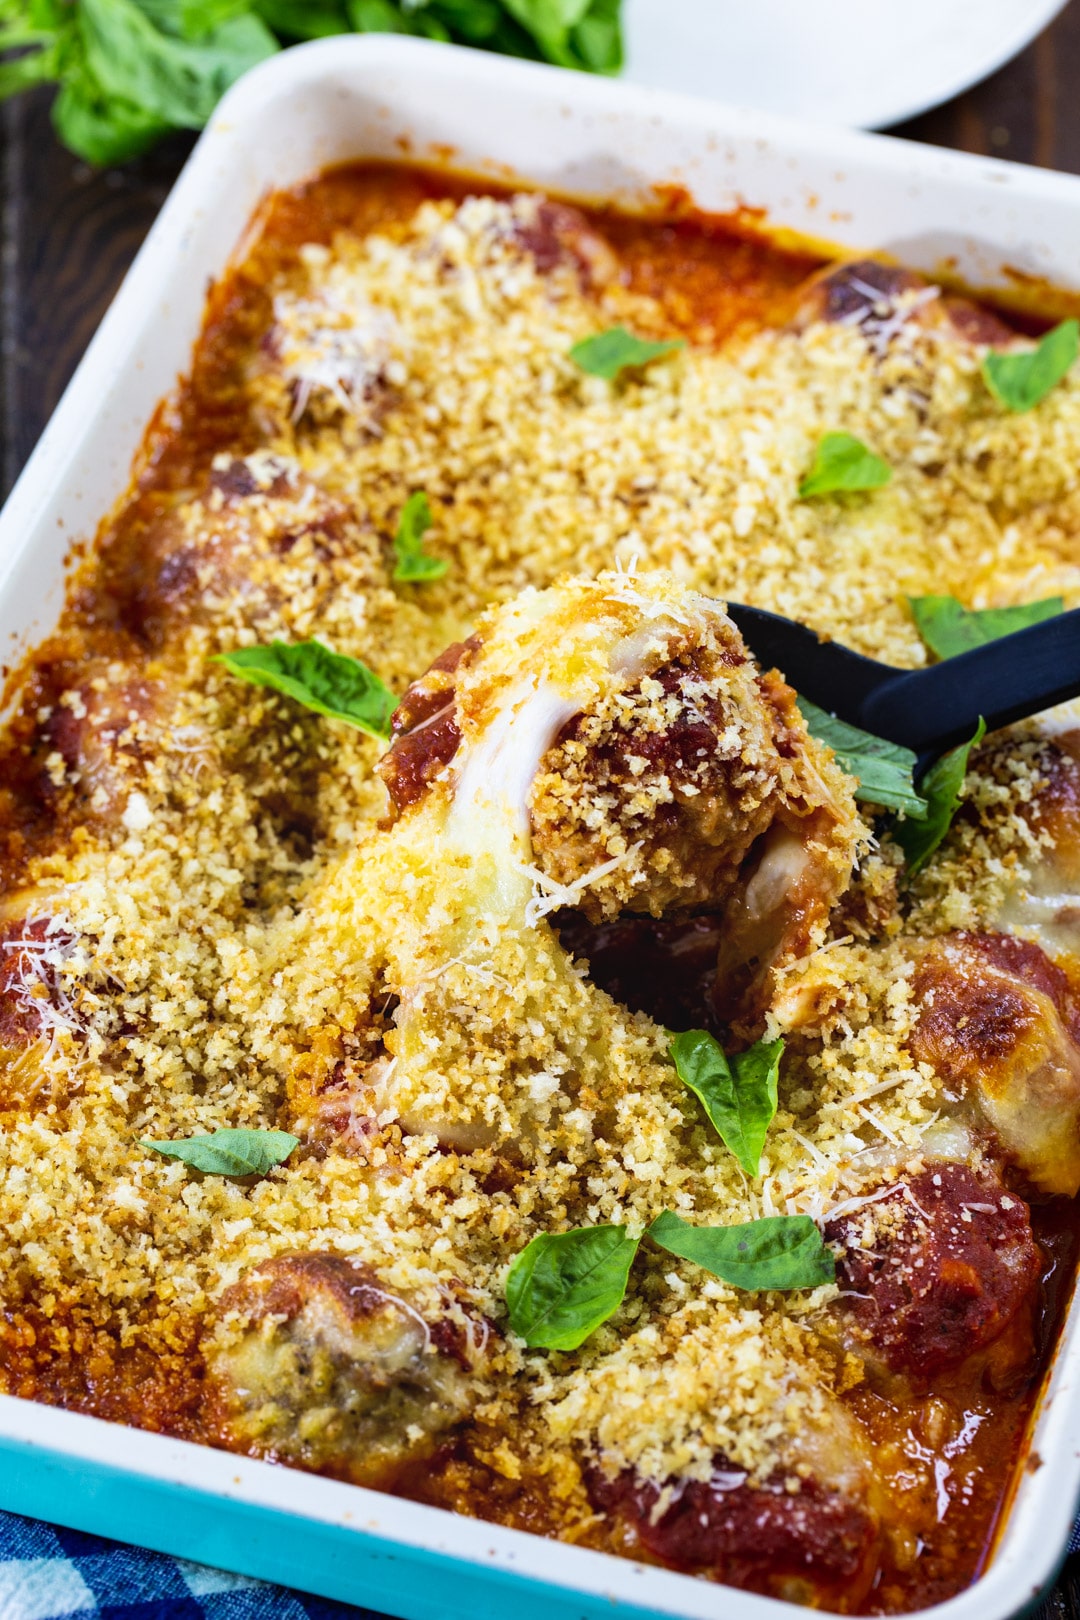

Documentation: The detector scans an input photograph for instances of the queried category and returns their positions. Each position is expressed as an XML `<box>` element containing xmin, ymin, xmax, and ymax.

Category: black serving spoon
<box><xmin>726</xmin><ymin>603</ymin><xmax>1080</xmax><ymax>772</ymax></box>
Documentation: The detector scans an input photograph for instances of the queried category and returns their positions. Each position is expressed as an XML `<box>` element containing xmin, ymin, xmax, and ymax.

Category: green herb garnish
<box><xmin>569</xmin><ymin>326</ymin><xmax>684</xmax><ymax>383</ymax></box>
<box><xmin>0</xmin><ymin>0</ymin><xmax>624</xmax><ymax>167</ymax></box>
<box><xmin>141</xmin><ymin>1127</ymin><xmax>299</xmax><ymax>1176</ymax></box>
<box><xmin>649</xmin><ymin>1210</ymin><xmax>835</xmax><ymax>1291</ymax></box>
<box><xmin>798</xmin><ymin>432</ymin><xmax>892</xmax><ymax>498</ymax></box>
<box><xmin>907</xmin><ymin>593</ymin><xmax>1064</xmax><ymax>660</ymax></box>
<box><xmin>505</xmin><ymin>1224</ymin><xmax>640</xmax><ymax>1350</ymax></box>
<box><xmin>213</xmin><ymin>639</ymin><xmax>396</xmax><ymax>739</ymax></box>
<box><xmin>670</xmin><ymin>1029</ymin><xmax>782</xmax><ymax>1179</ymax></box>
<box><xmin>895</xmin><ymin>717</ymin><xmax>986</xmax><ymax>877</ymax></box>
<box><xmin>797</xmin><ymin>696</ymin><xmax>927</xmax><ymax>817</ymax></box>
<box><xmin>393</xmin><ymin>491</ymin><xmax>447</xmax><ymax>584</ymax></box>
<box><xmin>982</xmin><ymin>320</ymin><xmax>1079</xmax><ymax>413</ymax></box>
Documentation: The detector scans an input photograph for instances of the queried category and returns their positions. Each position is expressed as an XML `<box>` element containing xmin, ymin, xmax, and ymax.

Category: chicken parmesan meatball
<box><xmin>528</xmin><ymin>625</ymin><xmax>849</xmax><ymax>926</ymax></box>
<box><xmin>207</xmin><ymin>1254</ymin><xmax>486</xmax><ymax>1485</ymax></box>
<box><xmin>997</xmin><ymin>727</ymin><xmax>1080</xmax><ymax>953</ymax></box>
<box><xmin>589</xmin><ymin>1412</ymin><xmax>881</xmax><ymax>1609</ymax></box>
<box><xmin>379</xmin><ymin>637</ymin><xmax>477</xmax><ymax>815</ymax></box>
<box><xmin>824</xmin><ymin>1163</ymin><xmax>1041</xmax><ymax>1387</ymax></box>
<box><xmin>111</xmin><ymin>453</ymin><xmax>359</xmax><ymax>650</ymax></box>
<box><xmin>378</xmin><ymin>570</ymin><xmax>860</xmax><ymax>1030</ymax></box>
<box><xmin>0</xmin><ymin>895</ymin><xmax>85</xmax><ymax>1112</ymax></box>
<box><xmin>503</xmin><ymin>195</ymin><xmax>620</xmax><ymax>287</ymax></box>
<box><xmin>792</xmin><ymin>258</ymin><xmax>1015</xmax><ymax>349</ymax></box>
<box><xmin>910</xmin><ymin>931</ymin><xmax>1080</xmax><ymax>1195</ymax></box>
<box><xmin>29</xmin><ymin>656</ymin><xmax>166</xmax><ymax>826</ymax></box>
<box><xmin>0</xmin><ymin>912</ymin><xmax>78</xmax><ymax>1052</ymax></box>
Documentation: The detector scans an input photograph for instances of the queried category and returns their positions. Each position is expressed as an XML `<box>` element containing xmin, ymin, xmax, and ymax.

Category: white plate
<box><xmin>623</xmin><ymin>0</ymin><xmax>1069</xmax><ymax>128</ymax></box>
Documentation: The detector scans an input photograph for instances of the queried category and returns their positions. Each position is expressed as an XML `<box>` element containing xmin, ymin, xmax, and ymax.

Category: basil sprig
<box><xmin>506</xmin><ymin>1206</ymin><xmax>836</xmax><ymax>1349</ymax></box>
<box><xmin>982</xmin><ymin>319</ymin><xmax>1078</xmax><ymax>413</ymax></box>
<box><xmin>908</xmin><ymin>593</ymin><xmax>1064</xmax><ymax>660</ymax></box>
<box><xmin>895</xmin><ymin>717</ymin><xmax>986</xmax><ymax>877</ymax></box>
<box><xmin>798</xmin><ymin>432</ymin><xmax>892</xmax><ymax>498</ymax></box>
<box><xmin>393</xmin><ymin>491</ymin><xmax>447</xmax><ymax>584</ymax></box>
<box><xmin>569</xmin><ymin>326</ymin><xmax>684</xmax><ymax>383</ymax></box>
<box><xmin>649</xmin><ymin>1210</ymin><xmax>835</xmax><ymax>1291</ymax></box>
<box><xmin>0</xmin><ymin>0</ymin><xmax>623</xmax><ymax>168</ymax></box>
<box><xmin>213</xmin><ymin>639</ymin><xmax>395</xmax><ymax>739</ymax></box>
<box><xmin>670</xmin><ymin>1029</ymin><xmax>782</xmax><ymax>1178</ymax></box>
<box><xmin>505</xmin><ymin>1225</ymin><xmax>640</xmax><ymax>1350</ymax></box>
<box><xmin>798</xmin><ymin>696</ymin><xmax>927</xmax><ymax>817</ymax></box>
<box><xmin>141</xmin><ymin>1128</ymin><xmax>299</xmax><ymax>1176</ymax></box>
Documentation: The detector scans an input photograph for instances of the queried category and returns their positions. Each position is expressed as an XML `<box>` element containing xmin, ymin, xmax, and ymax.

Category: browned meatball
<box><xmin>207</xmin><ymin>1253</ymin><xmax>487</xmax><ymax>1486</ymax></box>
<box><xmin>378</xmin><ymin>637</ymin><xmax>478</xmax><ymax>816</ymax></box>
<box><xmin>0</xmin><ymin>915</ymin><xmax>73</xmax><ymax>1048</ymax></box>
<box><xmin>910</xmin><ymin>931</ymin><xmax>1080</xmax><ymax>1195</ymax></box>
<box><xmin>32</xmin><ymin>658</ymin><xmax>165</xmax><ymax>825</ymax></box>
<box><xmin>792</xmin><ymin>259</ymin><xmax>1016</xmax><ymax>350</ymax></box>
<box><xmin>505</xmin><ymin>196</ymin><xmax>620</xmax><ymax>289</ymax></box>
<box><xmin>997</xmin><ymin>729</ymin><xmax>1080</xmax><ymax>952</ymax></box>
<box><xmin>111</xmin><ymin>456</ymin><xmax>356</xmax><ymax>650</ymax></box>
<box><xmin>1026</xmin><ymin>729</ymin><xmax>1080</xmax><ymax>883</ymax></box>
<box><xmin>589</xmin><ymin>1458</ymin><xmax>880</xmax><ymax>1609</ymax></box>
<box><xmin>825</xmin><ymin>1163</ymin><xmax>1041</xmax><ymax>1386</ymax></box>
<box><xmin>376</xmin><ymin>572</ymin><xmax>859</xmax><ymax>1035</ymax></box>
<box><xmin>529</xmin><ymin>637</ymin><xmax>857</xmax><ymax>1029</ymax></box>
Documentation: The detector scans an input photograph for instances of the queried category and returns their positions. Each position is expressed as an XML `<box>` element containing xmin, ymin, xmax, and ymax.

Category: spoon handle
<box><xmin>858</xmin><ymin>608</ymin><xmax>1080</xmax><ymax>756</ymax></box>
<box><xmin>725</xmin><ymin>604</ymin><xmax>896</xmax><ymax>712</ymax></box>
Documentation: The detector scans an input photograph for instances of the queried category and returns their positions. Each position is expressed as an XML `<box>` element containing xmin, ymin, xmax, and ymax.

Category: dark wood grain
<box><xmin>0</xmin><ymin>88</ymin><xmax>193</xmax><ymax>495</ymax></box>
<box><xmin>3</xmin><ymin>8</ymin><xmax>1080</xmax><ymax>1615</ymax></box>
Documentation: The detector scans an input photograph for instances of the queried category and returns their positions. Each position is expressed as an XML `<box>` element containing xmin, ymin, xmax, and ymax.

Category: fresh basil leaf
<box><xmin>0</xmin><ymin>7</ymin><xmax>73</xmax><ymax>111</ymax></box>
<box><xmin>907</xmin><ymin>593</ymin><xmax>1064</xmax><ymax>660</ymax></box>
<box><xmin>569</xmin><ymin>0</ymin><xmax>620</xmax><ymax>71</ymax></box>
<box><xmin>4</xmin><ymin>0</ymin><xmax>622</xmax><ymax>169</ymax></box>
<box><xmin>79</xmin><ymin>0</ymin><xmax>278</xmax><ymax>129</ymax></box>
<box><xmin>253</xmin><ymin>0</ymin><xmax>350</xmax><ymax>36</ymax></box>
<box><xmin>505</xmin><ymin>1224</ymin><xmax>640</xmax><ymax>1350</ymax></box>
<box><xmin>0</xmin><ymin>44</ymin><xmax>59</xmax><ymax>100</ymax></box>
<box><xmin>569</xmin><ymin>326</ymin><xmax>684</xmax><ymax>383</ymax></box>
<box><xmin>394</xmin><ymin>491</ymin><xmax>447</xmax><ymax>583</ymax></box>
<box><xmin>649</xmin><ymin>1210</ymin><xmax>835</xmax><ymax>1291</ymax></box>
<box><xmin>798</xmin><ymin>432</ymin><xmax>892</xmax><ymax>498</ymax></box>
<box><xmin>0</xmin><ymin>21</ymin><xmax>53</xmax><ymax>53</ymax></box>
<box><xmin>502</xmin><ymin>0</ymin><xmax>599</xmax><ymax>65</ymax></box>
<box><xmin>10</xmin><ymin>0</ymin><xmax>70</xmax><ymax>27</ymax></box>
<box><xmin>177</xmin><ymin>0</ymin><xmax>253</xmax><ymax>39</ymax></box>
<box><xmin>427</xmin><ymin>0</ymin><xmax>505</xmax><ymax>43</ymax></box>
<box><xmin>346</xmin><ymin>0</ymin><xmax>436</xmax><ymax>32</ymax></box>
<box><xmin>213</xmin><ymin>639</ymin><xmax>396</xmax><ymax>738</ymax></box>
<box><xmin>982</xmin><ymin>319</ymin><xmax>1079</xmax><ymax>413</ymax></box>
<box><xmin>0</xmin><ymin>1</ymin><xmax>61</xmax><ymax>52</ymax></box>
<box><xmin>670</xmin><ymin>1028</ymin><xmax>781</xmax><ymax>1178</ymax></box>
<box><xmin>134</xmin><ymin>0</ymin><xmax>185</xmax><ymax>36</ymax></box>
<box><xmin>895</xmin><ymin>717</ymin><xmax>986</xmax><ymax>877</ymax></box>
<box><xmin>502</xmin><ymin>0</ymin><xmax>585</xmax><ymax>40</ymax></box>
<box><xmin>52</xmin><ymin>66</ymin><xmax>169</xmax><ymax>165</ymax></box>
<box><xmin>141</xmin><ymin>1127</ymin><xmax>299</xmax><ymax>1175</ymax></box>
<box><xmin>797</xmin><ymin>696</ymin><xmax>926</xmax><ymax>817</ymax></box>
<box><xmin>457</xmin><ymin>5</ymin><xmax>540</xmax><ymax>56</ymax></box>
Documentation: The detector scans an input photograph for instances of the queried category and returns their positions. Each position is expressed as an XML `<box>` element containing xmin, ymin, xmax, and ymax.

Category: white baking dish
<box><xmin>1</xmin><ymin>35</ymin><xmax>1080</xmax><ymax>1620</ymax></box>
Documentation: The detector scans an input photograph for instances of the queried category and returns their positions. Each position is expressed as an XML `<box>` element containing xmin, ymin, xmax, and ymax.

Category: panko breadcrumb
<box><xmin>1</xmin><ymin>174</ymin><xmax>1078</xmax><ymax>1606</ymax></box>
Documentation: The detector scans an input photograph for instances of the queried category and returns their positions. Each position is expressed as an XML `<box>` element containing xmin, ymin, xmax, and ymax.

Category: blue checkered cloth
<box><xmin>0</xmin><ymin>1510</ymin><xmax>391</xmax><ymax>1620</ymax></box>
<box><xmin>1</xmin><ymin>1500</ymin><xmax>1076</xmax><ymax>1619</ymax></box>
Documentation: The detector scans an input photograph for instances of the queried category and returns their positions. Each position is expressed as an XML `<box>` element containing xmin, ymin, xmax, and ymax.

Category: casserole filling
<box><xmin>0</xmin><ymin>163</ymin><xmax>1078</xmax><ymax>1615</ymax></box>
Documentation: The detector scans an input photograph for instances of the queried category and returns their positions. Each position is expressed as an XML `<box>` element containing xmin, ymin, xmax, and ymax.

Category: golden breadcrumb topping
<box><xmin>1</xmin><ymin>182</ymin><xmax>1078</xmax><ymax>1517</ymax></box>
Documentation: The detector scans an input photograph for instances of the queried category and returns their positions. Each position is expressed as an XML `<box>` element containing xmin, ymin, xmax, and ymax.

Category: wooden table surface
<box><xmin>3</xmin><ymin>6</ymin><xmax>1080</xmax><ymax>1616</ymax></box>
